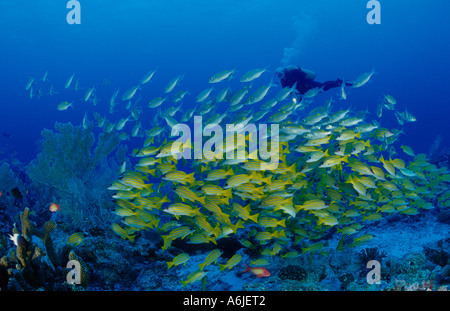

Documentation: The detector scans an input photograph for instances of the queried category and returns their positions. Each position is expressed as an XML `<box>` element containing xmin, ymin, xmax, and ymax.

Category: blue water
<box><xmin>1</xmin><ymin>0</ymin><xmax>449</xmax><ymax>162</ymax></box>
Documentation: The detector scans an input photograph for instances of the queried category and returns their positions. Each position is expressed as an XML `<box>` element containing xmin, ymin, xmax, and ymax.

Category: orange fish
<box><xmin>49</xmin><ymin>203</ymin><xmax>60</xmax><ymax>212</ymax></box>
<box><xmin>242</xmin><ymin>263</ymin><xmax>271</xmax><ymax>278</ymax></box>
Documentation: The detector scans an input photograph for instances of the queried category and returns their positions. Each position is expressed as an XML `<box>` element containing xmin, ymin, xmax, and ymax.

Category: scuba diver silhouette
<box><xmin>276</xmin><ymin>65</ymin><xmax>353</xmax><ymax>96</ymax></box>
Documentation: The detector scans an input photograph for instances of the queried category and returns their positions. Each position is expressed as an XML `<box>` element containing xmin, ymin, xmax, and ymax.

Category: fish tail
<box><xmin>248</xmin><ymin>213</ymin><xmax>259</xmax><ymax>223</ymax></box>
<box><xmin>220</xmin><ymin>197</ymin><xmax>229</xmax><ymax>205</ymax></box>
<box><xmin>219</xmin><ymin>264</ymin><xmax>227</xmax><ymax>272</ymax></box>
<box><xmin>242</xmin><ymin>263</ymin><xmax>250</xmax><ymax>273</ymax></box>
<box><xmin>212</xmin><ymin>226</ymin><xmax>221</xmax><ymax>239</ymax></box>
<box><xmin>263</xmin><ymin>175</ymin><xmax>273</xmax><ymax>185</ymax></box>
<box><xmin>288</xmin><ymin>163</ymin><xmax>296</xmax><ymax>174</ymax></box>
<box><xmin>224</xmin><ymin>188</ymin><xmax>233</xmax><ymax>199</ymax></box>
<box><xmin>197</xmin><ymin>196</ymin><xmax>206</xmax><ymax>205</ymax></box>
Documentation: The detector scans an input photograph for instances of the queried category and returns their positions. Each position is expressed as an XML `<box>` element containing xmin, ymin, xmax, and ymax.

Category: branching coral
<box><xmin>26</xmin><ymin>122</ymin><xmax>126</xmax><ymax>228</ymax></box>
<box><xmin>358</xmin><ymin>247</ymin><xmax>387</xmax><ymax>264</ymax></box>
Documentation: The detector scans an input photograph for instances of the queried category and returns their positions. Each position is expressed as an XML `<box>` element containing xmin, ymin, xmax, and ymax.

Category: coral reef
<box><xmin>26</xmin><ymin>122</ymin><xmax>126</xmax><ymax>229</ymax></box>
<box><xmin>0</xmin><ymin>207</ymin><xmax>88</xmax><ymax>290</ymax></box>
<box><xmin>278</xmin><ymin>265</ymin><xmax>307</xmax><ymax>281</ymax></box>
<box><xmin>358</xmin><ymin>247</ymin><xmax>387</xmax><ymax>264</ymax></box>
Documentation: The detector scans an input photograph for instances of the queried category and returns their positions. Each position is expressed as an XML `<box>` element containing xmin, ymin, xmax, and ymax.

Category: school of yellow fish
<box><xmin>27</xmin><ymin>67</ymin><xmax>450</xmax><ymax>287</ymax></box>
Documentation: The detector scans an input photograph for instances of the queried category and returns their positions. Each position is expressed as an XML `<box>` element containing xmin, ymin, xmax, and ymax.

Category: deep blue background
<box><xmin>1</xmin><ymin>0</ymin><xmax>449</xmax><ymax>163</ymax></box>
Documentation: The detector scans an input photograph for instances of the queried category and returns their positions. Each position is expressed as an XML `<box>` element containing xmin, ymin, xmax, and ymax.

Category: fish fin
<box><xmin>248</xmin><ymin>213</ymin><xmax>259</xmax><ymax>224</ymax></box>
<box><xmin>224</xmin><ymin>188</ymin><xmax>233</xmax><ymax>199</ymax></box>
<box><xmin>197</xmin><ymin>196</ymin><xmax>206</xmax><ymax>205</ymax></box>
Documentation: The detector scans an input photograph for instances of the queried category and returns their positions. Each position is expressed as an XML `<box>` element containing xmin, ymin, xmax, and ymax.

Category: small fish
<box><xmin>340</xmin><ymin>81</ymin><xmax>347</xmax><ymax>100</ymax></box>
<box><xmin>350</xmin><ymin>234</ymin><xmax>374</xmax><ymax>247</ymax></box>
<box><xmin>224</xmin><ymin>172</ymin><xmax>258</xmax><ymax>189</ymax></box>
<box><xmin>25</xmin><ymin>77</ymin><xmax>35</xmax><ymax>90</ymax></box>
<box><xmin>122</xmin><ymin>85</ymin><xmax>140</xmax><ymax>101</ymax></box>
<box><xmin>174</xmin><ymin>186</ymin><xmax>205</xmax><ymax>204</ymax></box>
<box><xmin>240</xmin><ymin>67</ymin><xmax>269</xmax><ymax>82</ymax></box>
<box><xmin>317</xmin><ymin>215</ymin><xmax>339</xmax><ymax>226</ymax></box>
<box><xmin>165</xmin><ymin>73</ymin><xmax>185</xmax><ymax>93</ymax></box>
<box><xmin>84</xmin><ymin>86</ymin><xmax>95</xmax><ymax>102</ymax></box>
<box><xmin>295</xmin><ymin>199</ymin><xmax>328</xmax><ymax>211</ymax></box>
<box><xmin>148</xmin><ymin>97</ymin><xmax>167</xmax><ymax>108</ymax></box>
<box><xmin>166</xmin><ymin>253</ymin><xmax>190</xmax><ymax>269</ymax></box>
<box><xmin>401</xmin><ymin>145</ymin><xmax>415</xmax><ymax>157</ymax></box>
<box><xmin>352</xmin><ymin>68</ymin><xmax>376</xmax><ymax>88</ymax></box>
<box><xmin>362</xmin><ymin>213</ymin><xmax>383</xmax><ymax>221</ymax></box>
<box><xmin>74</xmin><ymin>78</ymin><xmax>81</xmax><ymax>91</ymax></box>
<box><xmin>302</xmin><ymin>242</ymin><xmax>325</xmax><ymax>254</ymax></box>
<box><xmin>376</xmin><ymin>103</ymin><xmax>383</xmax><ymax>118</ymax></box>
<box><xmin>140</xmin><ymin>69</ymin><xmax>157</xmax><ymax>85</ymax></box>
<box><xmin>116</xmin><ymin>116</ymin><xmax>130</xmax><ymax>131</ymax></box>
<box><xmin>173</xmin><ymin>90</ymin><xmax>189</xmax><ymax>103</ymax></box>
<box><xmin>57</xmin><ymin>101</ymin><xmax>73</xmax><ymax>111</ymax></box>
<box><xmin>49</xmin><ymin>203</ymin><xmax>60</xmax><ymax>212</ymax></box>
<box><xmin>65</xmin><ymin>73</ymin><xmax>75</xmax><ymax>89</ymax></box>
<box><xmin>219</xmin><ymin>254</ymin><xmax>243</xmax><ymax>271</ymax></box>
<box><xmin>67</xmin><ymin>232</ymin><xmax>84</xmax><ymax>246</ymax></box>
<box><xmin>41</xmin><ymin>71</ymin><xmax>49</xmax><ymax>82</ymax></box>
<box><xmin>250</xmin><ymin>258</ymin><xmax>269</xmax><ymax>266</ymax></box>
<box><xmin>402</xmin><ymin>108</ymin><xmax>416</xmax><ymax>122</ymax></box>
<box><xmin>82</xmin><ymin>112</ymin><xmax>90</xmax><ymax>130</ymax></box>
<box><xmin>180</xmin><ymin>270</ymin><xmax>208</xmax><ymax>287</ymax></box>
<box><xmin>163</xmin><ymin>203</ymin><xmax>201</xmax><ymax>218</ymax></box>
<box><xmin>303</xmin><ymin>86</ymin><xmax>323</xmax><ymax>99</ymax></box>
<box><xmin>247</xmin><ymin>81</ymin><xmax>273</xmax><ymax>104</ymax></box>
<box><xmin>209</xmin><ymin>69</ymin><xmax>235</xmax><ymax>83</ymax></box>
<box><xmin>275</xmin><ymin>82</ymin><xmax>297</xmax><ymax>101</ymax></box>
<box><xmin>383</xmin><ymin>94</ymin><xmax>397</xmax><ymax>109</ymax></box>
<box><xmin>205</xmin><ymin>168</ymin><xmax>234</xmax><ymax>181</ymax></box>
<box><xmin>111</xmin><ymin>223</ymin><xmax>135</xmax><ymax>242</ymax></box>
<box><xmin>196</xmin><ymin>87</ymin><xmax>214</xmax><ymax>103</ymax></box>
<box><xmin>216</xmin><ymin>87</ymin><xmax>231</xmax><ymax>103</ymax></box>
<box><xmin>241</xmin><ymin>263</ymin><xmax>271</xmax><ymax>277</ymax></box>
<box><xmin>198</xmin><ymin>249</ymin><xmax>222</xmax><ymax>271</ymax></box>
